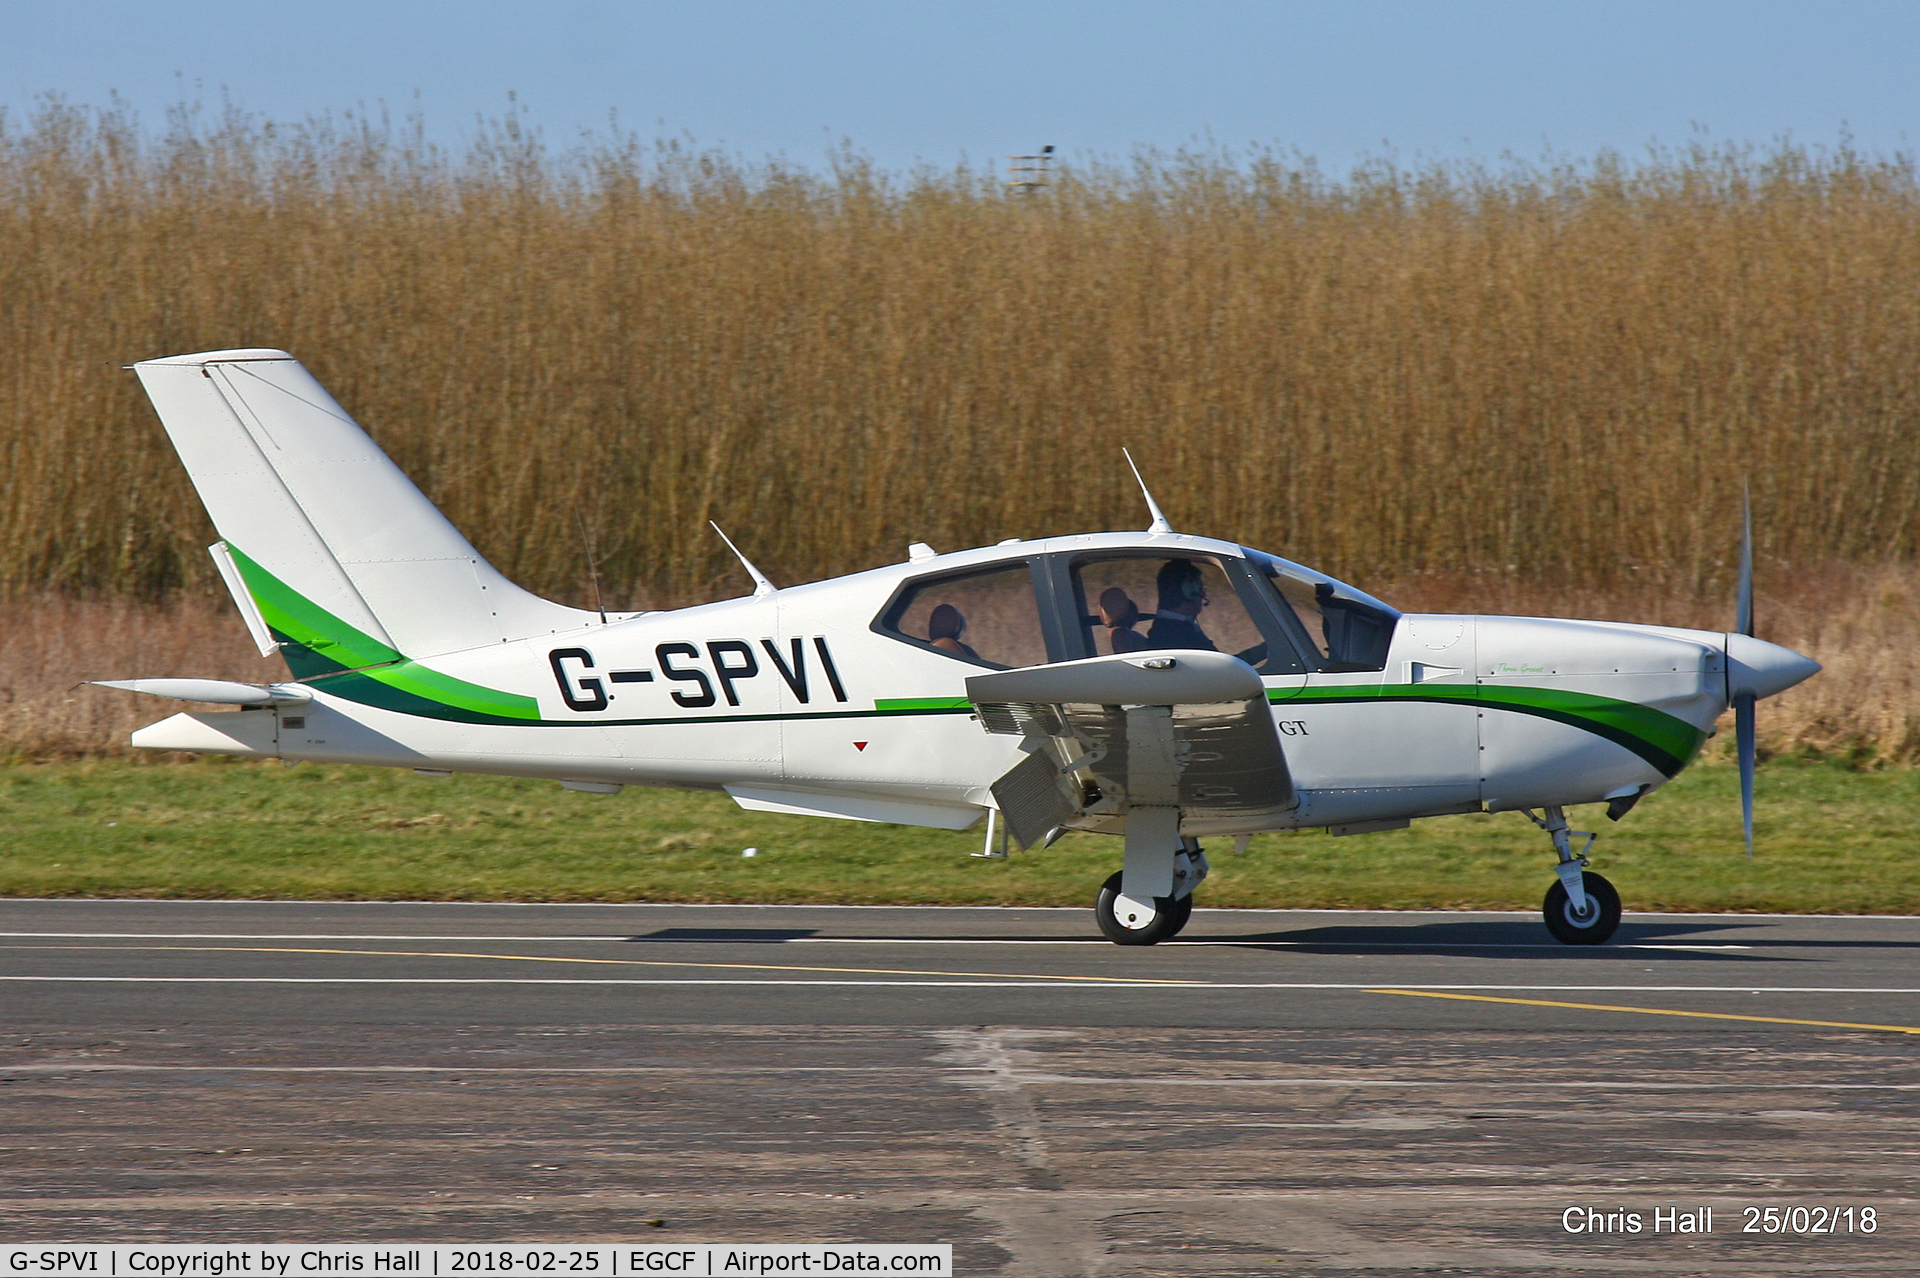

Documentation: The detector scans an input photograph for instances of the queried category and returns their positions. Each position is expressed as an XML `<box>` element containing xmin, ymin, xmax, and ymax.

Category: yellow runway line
<box><xmin>17</xmin><ymin>944</ymin><xmax>1197</xmax><ymax>986</ymax></box>
<box><xmin>1371</xmin><ymin>987</ymin><xmax>1920</xmax><ymax>1035</ymax></box>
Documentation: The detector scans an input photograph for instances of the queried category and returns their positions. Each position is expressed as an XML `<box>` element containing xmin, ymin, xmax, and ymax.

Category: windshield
<box><xmin>1241</xmin><ymin>548</ymin><xmax>1400</xmax><ymax>673</ymax></box>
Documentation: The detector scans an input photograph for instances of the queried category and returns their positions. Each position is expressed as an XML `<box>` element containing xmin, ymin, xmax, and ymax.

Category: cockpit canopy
<box><xmin>875</xmin><ymin>543</ymin><xmax>1400</xmax><ymax>674</ymax></box>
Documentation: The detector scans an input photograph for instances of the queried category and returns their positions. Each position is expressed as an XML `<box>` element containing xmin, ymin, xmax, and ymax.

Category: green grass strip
<box><xmin>4</xmin><ymin>756</ymin><xmax>1913</xmax><ymax>911</ymax></box>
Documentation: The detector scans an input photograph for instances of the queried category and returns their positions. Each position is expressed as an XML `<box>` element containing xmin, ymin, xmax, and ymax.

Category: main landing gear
<box><xmin>1528</xmin><ymin>805</ymin><xmax>1622</xmax><ymax>945</ymax></box>
<box><xmin>1095</xmin><ymin>836</ymin><xmax>1207</xmax><ymax>946</ymax></box>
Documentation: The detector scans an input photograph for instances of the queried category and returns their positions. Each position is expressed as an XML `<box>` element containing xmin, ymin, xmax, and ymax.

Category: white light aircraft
<box><xmin>103</xmin><ymin>349</ymin><xmax>1820</xmax><ymax>946</ymax></box>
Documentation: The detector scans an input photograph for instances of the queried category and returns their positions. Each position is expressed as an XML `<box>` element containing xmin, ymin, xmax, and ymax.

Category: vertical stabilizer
<box><xmin>135</xmin><ymin>349</ymin><xmax>596</xmax><ymax>667</ymax></box>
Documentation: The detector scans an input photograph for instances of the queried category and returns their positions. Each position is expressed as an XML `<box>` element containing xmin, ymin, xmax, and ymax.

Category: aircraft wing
<box><xmin>965</xmin><ymin>651</ymin><xmax>1297</xmax><ymax>848</ymax></box>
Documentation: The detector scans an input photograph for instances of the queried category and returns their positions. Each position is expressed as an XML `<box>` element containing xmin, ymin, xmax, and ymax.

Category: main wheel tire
<box><xmin>1162</xmin><ymin>893</ymin><xmax>1194</xmax><ymax>939</ymax></box>
<box><xmin>1542</xmin><ymin>871</ymin><xmax>1622</xmax><ymax>945</ymax></box>
<box><xmin>1095</xmin><ymin>870</ymin><xmax>1192</xmax><ymax>945</ymax></box>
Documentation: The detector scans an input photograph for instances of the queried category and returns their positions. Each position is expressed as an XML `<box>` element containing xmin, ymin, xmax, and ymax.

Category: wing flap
<box><xmin>966</xmin><ymin>652</ymin><xmax>1297</xmax><ymax>846</ymax></box>
<box><xmin>989</xmin><ymin>748</ymin><xmax>1081</xmax><ymax>849</ymax></box>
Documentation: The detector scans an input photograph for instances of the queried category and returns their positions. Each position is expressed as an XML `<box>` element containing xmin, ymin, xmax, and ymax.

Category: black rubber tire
<box><xmin>1162</xmin><ymin>893</ymin><xmax>1195</xmax><ymax>939</ymax></box>
<box><xmin>1095</xmin><ymin>870</ymin><xmax>1193</xmax><ymax>945</ymax></box>
<box><xmin>1542</xmin><ymin>871</ymin><xmax>1622</xmax><ymax>945</ymax></box>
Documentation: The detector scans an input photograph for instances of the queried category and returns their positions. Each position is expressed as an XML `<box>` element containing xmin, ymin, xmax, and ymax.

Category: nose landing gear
<box><xmin>1529</xmin><ymin>805</ymin><xmax>1622</xmax><ymax>945</ymax></box>
<box><xmin>1544</xmin><ymin>872</ymin><xmax>1622</xmax><ymax>945</ymax></box>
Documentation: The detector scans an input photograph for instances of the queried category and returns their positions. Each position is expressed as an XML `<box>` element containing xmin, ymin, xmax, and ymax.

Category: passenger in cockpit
<box><xmin>928</xmin><ymin>603</ymin><xmax>981</xmax><ymax>660</ymax></box>
<box><xmin>1098</xmin><ymin>587</ymin><xmax>1148</xmax><ymax>653</ymax></box>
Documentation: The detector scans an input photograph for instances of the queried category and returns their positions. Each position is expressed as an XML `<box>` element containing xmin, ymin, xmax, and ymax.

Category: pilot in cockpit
<box><xmin>1146</xmin><ymin>559</ymin><xmax>1216</xmax><ymax>650</ymax></box>
<box><xmin>1146</xmin><ymin>559</ymin><xmax>1267</xmax><ymax>667</ymax></box>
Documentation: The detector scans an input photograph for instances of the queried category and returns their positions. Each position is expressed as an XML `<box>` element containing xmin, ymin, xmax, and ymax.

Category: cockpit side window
<box><xmin>1068</xmin><ymin>553</ymin><xmax>1306</xmax><ymax>675</ymax></box>
<box><xmin>1248</xmin><ymin>554</ymin><xmax>1399</xmax><ymax>672</ymax></box>
<box><xmin>877</xmin><ymin>562</ymin><xmax>1051</xmax><ymax>669</ymax></box>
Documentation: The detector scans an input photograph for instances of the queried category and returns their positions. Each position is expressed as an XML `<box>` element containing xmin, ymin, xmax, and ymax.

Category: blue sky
<box><xmin>3</xmin><ymin>1</ymin><xmax>1914</xmax><ymax>174</ymax></box>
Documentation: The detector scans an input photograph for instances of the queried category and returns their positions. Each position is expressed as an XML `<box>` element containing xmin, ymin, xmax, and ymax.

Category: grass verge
<box><xmin>0</xmin><ymin>758</ymin><xmax>1913</xmax><ymax>913</ymax></box>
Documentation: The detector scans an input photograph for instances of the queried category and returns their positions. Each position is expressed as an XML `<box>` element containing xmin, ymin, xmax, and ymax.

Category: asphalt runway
<box><xmin>5</xmin><ymin>898</ymin><xmax>1919</xmax><ymax>1274</ymax></box>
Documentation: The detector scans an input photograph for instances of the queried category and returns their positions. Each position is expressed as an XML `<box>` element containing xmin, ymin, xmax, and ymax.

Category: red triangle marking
<box><xmin>853</xmin><ymin>741</ymin><xmax>869</xmax><ymax>751</ymax></box>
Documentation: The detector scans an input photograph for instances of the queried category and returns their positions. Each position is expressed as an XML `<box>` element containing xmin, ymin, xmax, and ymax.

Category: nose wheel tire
<box><xmin>1542</xmin><ymin>871</ymin><xmax>1621</xmax><ymax>945</ymax></box>
<box><xmin>1095</xmin><ymin>870</ymin><xmax>1194</xmax><ymax>945</ymax></box>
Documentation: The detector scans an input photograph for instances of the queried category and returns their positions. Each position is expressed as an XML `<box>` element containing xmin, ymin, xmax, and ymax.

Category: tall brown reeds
<box><xmin>3</xmin><ymin>99</ymin><xmax>1917</xmax><ymax>606</ymax></box>
<box><xmin>2</xmin><ymin>102</ymin><xmax>1918</xmax><ymax>760</ymax></box>
<box><xmin>0</xmin><ymin>594</ymin><xmax>277</xmax><ymax>759</ymax></box>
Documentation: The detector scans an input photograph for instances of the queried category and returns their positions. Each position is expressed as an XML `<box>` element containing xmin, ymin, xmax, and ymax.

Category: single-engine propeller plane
<box><xmin>103</xmin><ymin>349</ymin><xmax>1820</xmax><ymax>946</ymax></box>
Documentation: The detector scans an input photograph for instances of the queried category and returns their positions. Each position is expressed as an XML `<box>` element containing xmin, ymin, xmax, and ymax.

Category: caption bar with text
<box><xmin>5</xmin><ymin>1248</ymin><xmax>952</xmax><ymax>1278</ymax></box>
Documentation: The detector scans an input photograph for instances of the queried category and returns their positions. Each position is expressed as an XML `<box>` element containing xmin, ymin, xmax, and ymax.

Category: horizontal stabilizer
<box><xmin>93</xmin><ymin>678</ymin><xmax>312</xmax><ymax>705</ymax></box>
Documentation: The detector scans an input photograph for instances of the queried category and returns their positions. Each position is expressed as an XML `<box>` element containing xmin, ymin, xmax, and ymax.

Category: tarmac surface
<box><xmin>4</xmin><ymin>897</ymin><xmax>1920</xmax><ymax>1274</ymax></box>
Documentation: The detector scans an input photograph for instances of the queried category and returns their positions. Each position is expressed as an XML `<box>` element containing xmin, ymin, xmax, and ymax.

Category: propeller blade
<box><xmin>1735</xmin><ymin>691</ymin><xmax>1756</xmax><ymax>858</ymax></box>
<box><xmin>1736</xmin><ymin>485</ymin><xmax>1754</xmax><ymax>637</ymax></box>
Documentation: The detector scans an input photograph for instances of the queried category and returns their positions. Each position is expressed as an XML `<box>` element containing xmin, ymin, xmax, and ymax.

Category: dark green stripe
<box><xmin>1273</xmin><ymin>683</ymin><xmax>1704</xmax><ymax>777</ymax></box>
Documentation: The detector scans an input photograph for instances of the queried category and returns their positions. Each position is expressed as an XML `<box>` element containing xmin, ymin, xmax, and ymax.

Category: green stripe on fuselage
<box><xmin>875</xmin><ymin>696</ymin><xmax>973</xmax><ymax>713</ymax></box>
<box><xmin>228</xmin><ymin>545</ymin><xmax>540</xmax><ymax>723</ymax></box>
<box><xmin>1274</xmin><ymin>683</ymin><xmax>1703</xmax><ymax>777</ymax></box>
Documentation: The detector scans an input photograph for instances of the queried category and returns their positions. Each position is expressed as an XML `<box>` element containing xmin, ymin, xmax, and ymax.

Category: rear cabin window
<box><xmin>1070</xmin><ymin>554</ymin><xmax>1304</xmax><ymax>675</ymax></box>
<box><xmin>879</xmin><ymin>563</ymin><xmax>1049</xmax><ymax>669</ymax></box>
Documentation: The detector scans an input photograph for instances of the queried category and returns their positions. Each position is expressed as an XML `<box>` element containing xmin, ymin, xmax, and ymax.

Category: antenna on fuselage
<box><xmin>575</xmin><ymin>509</ymin><xmax>609</xmax><ymax>625</ymax></box>
<box><xmin>1123</xmin><ymin>448</ymin><xmax>1174</xmax><ymax>534</ymax></box>
<box><xmin>710</xmin><ymin>522</ymin><xmax>777</xmax><ymax>597</ymax></box>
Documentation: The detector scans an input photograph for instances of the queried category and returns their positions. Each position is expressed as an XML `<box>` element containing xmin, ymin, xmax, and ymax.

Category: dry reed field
<box><xmin>0</xmin><ymin>594</ymin><xmax>277</xmax><ymax>759</ymax></box>
<box><xmin>1</xmin><ymin>100</ymin><xmax>1917</xmax><ymax>759</ymax></box>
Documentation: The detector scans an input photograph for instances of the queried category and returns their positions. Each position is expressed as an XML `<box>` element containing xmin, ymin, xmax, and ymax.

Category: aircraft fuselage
<box><xmin>139</xmin><ymin>530</ymin><xmax>1810</xmax><ymax>838</ymax></box>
